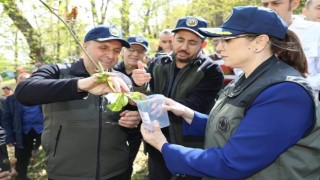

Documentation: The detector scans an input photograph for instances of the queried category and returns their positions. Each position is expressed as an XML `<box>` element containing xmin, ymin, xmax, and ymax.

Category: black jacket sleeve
<box><xmin>177</xmin><ymin>62</ymin><xmax>224</xmax><ymax>114</ymax></box>
<box><xmin>15</xmin><ymin>64</ymin><xmax>87</xmax><ymax>106</ymax></box>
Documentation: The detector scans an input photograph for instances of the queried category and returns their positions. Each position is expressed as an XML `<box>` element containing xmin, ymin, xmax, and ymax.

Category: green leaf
<box><xmin>106</xmin><ymin>93</ymin><xmax>129</xmax><ymax>112</ymax></box>
<box><xmin>94</xmin><ymin>72</ymin><xmax>109</xmax><ymax>83</ymax></box>
<box><xmin>107</xmin><ymin>103</ymin><xmax>123</xmax><ymax>112</ymax></box>
<box><xmin>130</xmin><ymin>92</ymin><xmax>146</xmax><ymax>101</ymax></box>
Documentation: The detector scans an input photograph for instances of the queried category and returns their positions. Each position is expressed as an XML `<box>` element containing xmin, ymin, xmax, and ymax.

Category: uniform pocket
<box><xmin>53</xmin><ymin>125</ymin><xmax>62</xmax><ymax>157</ymax></box>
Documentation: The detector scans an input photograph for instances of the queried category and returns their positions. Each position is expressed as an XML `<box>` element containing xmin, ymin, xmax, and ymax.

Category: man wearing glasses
<box><xmin>114</xmin><ymin>35</ymin><xmax>149</xmax><ymax>178</ymax></box>
<box><xmin>115</xmin><ymin>36</ymin><xmax>149</xmax><ymax>76</ymax></box>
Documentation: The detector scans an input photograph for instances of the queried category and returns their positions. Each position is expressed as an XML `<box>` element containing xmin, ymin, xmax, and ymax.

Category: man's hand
<box><xmin>77</xmin><ymin>73</ymin><xmax>130</xmax><ymax>95</ymax></box>
<box><xmin>118</xmin><ymin>110</ymin><xmax>141</xmax><ymax>128</ymax></box>
<box><xmin>132</xmin><ymin>61</ymin><xmax>151</xmax><ymax>86</ymax></box>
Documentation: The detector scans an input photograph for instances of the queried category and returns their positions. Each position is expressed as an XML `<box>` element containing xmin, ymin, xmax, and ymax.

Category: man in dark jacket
<box><xmin>15</xmin><ymin>25</ymin><xmax>140</xmax><ymax>180</ymax></box>
<box><xmin>114</xmin><ymin>35</ymin><xmax>149</xmax><ymax>177</ymax></box>
<box><xmin>2</xmin><ymin>73</ymin><xmax>43</xmax><ymax>180</ymax></box>
<box><xmin>132</xmin><ymin>16</ymin><xmax>224</xmax><ymax>180</ymax></box>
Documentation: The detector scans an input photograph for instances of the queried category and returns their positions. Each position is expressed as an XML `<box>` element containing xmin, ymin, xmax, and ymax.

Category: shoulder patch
<box><xmin>216</xmin><ymin>116</ymin><xmax>230</xmax><ymax>133</ymax></box>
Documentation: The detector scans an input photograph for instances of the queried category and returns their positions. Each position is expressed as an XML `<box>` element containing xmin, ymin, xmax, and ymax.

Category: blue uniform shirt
<box><xmin>22</xmin><ymin>105</ymin><xmax>43</xmax><ymax>134</ymax></box>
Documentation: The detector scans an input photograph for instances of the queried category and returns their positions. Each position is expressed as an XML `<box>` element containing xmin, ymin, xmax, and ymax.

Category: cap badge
<box><xmin>135</xmin><ymin>36</ymin><xmax>144</xmax><ymax>42</ymax></box>
<box><xmin>186</xmin><ymin>17</ymin><xmax>198</xmax><ymax>27</ymax></box>
<box><xmin>109</xmin><ymin>27</ymin><xmax>120</xmax><ymax>37</ymax></box>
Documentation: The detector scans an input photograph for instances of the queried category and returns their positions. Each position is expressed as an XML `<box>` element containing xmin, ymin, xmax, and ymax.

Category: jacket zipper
<box><xmin>95</xmin><ymin>96</ymin><xmax>102</xmax><ymax>180</ymax></box>
<box><xmin>53</xmin><ymin>125</ymin><xmax>62</xmax><ymax>157</ymax></box>
<box><xmin>167</xmin><ymin>61</ymin><xmax>193</xmax><ymax>144</ymax></box>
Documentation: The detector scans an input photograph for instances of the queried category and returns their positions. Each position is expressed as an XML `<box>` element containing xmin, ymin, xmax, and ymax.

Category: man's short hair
<box><xmin>2</xmin><ymin>86</ymin><xmax>12</xmax><ymax>91</ymax></box>
<box><xmin>305</xmin><ymin>0</ymin><xmax>313</xmax><ymax>8</ymax></box>
<box><xmin>159</xmin><ymin>29</ymin><xmax>173</xmax><ymax>36</ymax></box>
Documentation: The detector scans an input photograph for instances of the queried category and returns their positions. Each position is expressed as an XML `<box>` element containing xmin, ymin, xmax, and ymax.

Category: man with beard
<box><xmin>15</xmin><ymin>25</ymin><xmax>140</xmax><ymax>180</ymax></box>
<box><xmin>132</xmin><ymin>16</ymin><xmax>224</xmax><ymax>180</ymax></box>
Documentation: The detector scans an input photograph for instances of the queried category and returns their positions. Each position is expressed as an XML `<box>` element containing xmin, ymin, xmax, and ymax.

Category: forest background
<box><xmin>0</xmin><ymin>0</ymin><xmax>306</xmax><ymax>179</ymax></box>
<box><xmin>0</xmin><ymin>0</ymin><xmax>305</xmax><ymax>78</ymax></box>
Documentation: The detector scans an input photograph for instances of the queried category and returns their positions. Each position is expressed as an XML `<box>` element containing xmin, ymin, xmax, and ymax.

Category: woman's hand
<box><xmin>141</xmin><ymin>121</ymin><xmax>168</xmax><ymax>152</ymax></box>
<box><xmin>163</xmin><ymin>98</ymin><xmax>195</xmax><ymax>124</ymax></box>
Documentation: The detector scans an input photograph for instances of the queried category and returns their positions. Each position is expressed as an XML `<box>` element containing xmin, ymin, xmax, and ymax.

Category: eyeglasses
<box><xmin>213</xmin><ymin>34</ymin><xmax>258</xmax><ymax>48</ymax></box>
<box><xmin>127</xmin><ymin>47</ymin><xmax>146</xmax><ymax>55</ymax></box>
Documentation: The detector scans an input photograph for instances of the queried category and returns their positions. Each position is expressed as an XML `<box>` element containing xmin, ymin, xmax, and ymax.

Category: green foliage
<box><xmin>28</xmin><ymin>149</ymin><xmax>47</xmax><ymax>180</ymax></box>
<box><xmin>107</xmin><ymin>93</ymin><xmax>128</xmax><ymax>111</ymax></box>
<box><xmin>0</xmin><ymin>54</ymin><xmax>14</xmax><ymax>73</ymax></box>
<box><xmin>0</xmin><ymin>0</ymin><xmax>306</xmax><ymax>76</ymax></box>
<box><xmin>187</xmin><ymin>0</ymin><xmax>261</xmax><ymax>27</ymax></box>
<box><xmin>94</xmin><ymin>70</ymin><xmax>146</xmax><ymax>112</ymax></box>
<box><xmin>106</xmin><ymin>92</ymin><xmax>146</xmax><ymax>112</ymax></box>
<box><xmin>295</xmin><ymin>0</ymin><xmax>306</xmax><ymax>14</ymax></box>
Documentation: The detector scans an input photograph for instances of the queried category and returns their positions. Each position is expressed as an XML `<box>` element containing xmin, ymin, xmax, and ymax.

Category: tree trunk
<box><xmin>120</xmin><ymin>0</ymin><xmax>130</xmax><ymax>38</ymax></box>
<box><xmin>0</xmin><ymin>0</ymin><xmax>43</xmax><ymax>63</ymax></box>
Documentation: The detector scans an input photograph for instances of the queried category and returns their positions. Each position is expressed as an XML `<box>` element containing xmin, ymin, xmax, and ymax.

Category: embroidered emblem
<box><xmin>109</xmin><ymin>27</ymin><xmax>120</xmax><ymax>36</ymax></box>
<box><xmin>186</xmin><ymin>17</ymin><xmax>198</xmax><ymax>27</ymax></box>
<box><xmin>135</xmin><ymin>36</ymin><xmax>144</xmax><ymax>42</ymax></box>
<box><xmin>216</xmin><ymin>116</ymin><xmax>230</xmax><ymax>133</ymax></box>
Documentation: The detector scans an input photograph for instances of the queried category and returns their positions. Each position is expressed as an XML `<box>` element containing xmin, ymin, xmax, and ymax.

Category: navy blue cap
<box><xmin>84</xmin><ymin>25</ymin><xmax>130</xmax><ymax>48</ymax></box>
<box><xmin>127</xmin><ymin>36</ymin><xmax>149</xmax><ymax>50</ymax></box>
<box><xmin>198</xmin><ymin>6</ymin><xmax>288</xmax><ymax>40</ymax></box>
<box><xmin>172</xmin><ymin>16</ymin><xmax>208</xmax><ymax>39</ymax></box>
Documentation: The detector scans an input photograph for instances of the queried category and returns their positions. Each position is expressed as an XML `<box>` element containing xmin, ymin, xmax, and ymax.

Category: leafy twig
<box><xmin>38</xmin><ymin>0</ymin><xmax>101</xmax><ymax>72</ymax></box>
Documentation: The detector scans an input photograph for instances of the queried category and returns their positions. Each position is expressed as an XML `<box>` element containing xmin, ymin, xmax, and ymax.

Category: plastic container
<box><xmin>135</xmin><ymin>94</ymin><xmax>170</xmax><ymax>130</ymax></box>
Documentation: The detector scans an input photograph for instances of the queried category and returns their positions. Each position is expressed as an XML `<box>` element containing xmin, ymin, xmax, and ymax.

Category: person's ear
<box><xmin>120</xmin><ymin>47</ymin><xmax>125</xmax><ymax>56</ymax></box>
<box><xmin>291</xmin><ymin>0</ymin><xmax>300</xmax><ymax>11</ymax></box>
<box><xmin>201</xmin><ymin>41</ymin><xmax>208</xmax><ymax>49</ymax></box>
<box><xmin>302</xmin><ymin>7</ymin><xmax>307</xmax><ymax>16</ymax></box>
<box><xmin>253</xmin><ymin>35</ymin><xmax>269</xmax><ymax>52</ymax></box>
<box><xmin>83</xmin><ymin>42</ymin><xmax>88</xmax><ymax>49</ymax></box>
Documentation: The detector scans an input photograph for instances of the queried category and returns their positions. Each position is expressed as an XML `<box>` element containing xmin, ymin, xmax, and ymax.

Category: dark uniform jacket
<box><xmin>135</xmin><ymin>52</ymin><xmax>224</xmax><ymax>148</ymax></box>
<box><xmin>15</xmin><ymin>59</ymin><xmax>131</xmax><ymax>180</ymax></box>
<box><xmin>205</xmin><ymin>56</ymin><xmax>320</xmax><ymax>180</ymax></box>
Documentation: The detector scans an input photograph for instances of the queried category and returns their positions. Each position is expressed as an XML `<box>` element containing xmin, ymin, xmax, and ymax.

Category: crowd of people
<box><xmin>1</xmin><ymin>0</ymin><xmax>320</xmax><ymax>179</ymax></box>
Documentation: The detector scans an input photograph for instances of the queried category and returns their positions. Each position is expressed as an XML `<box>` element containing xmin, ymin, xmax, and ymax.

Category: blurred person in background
<box><xmin>155</xmin><ymin>29</ymin><xmax>174</xmax><ymax>57</ymax></box>
<box><xmin>302</xmin><ymin>0</ymin><xmax>320</xmax><ymax>22</ymax></box>
<box><xmin>2</xmin><ymin>73</ymin><xmax>43</xmax><ymax>180</ymax></box>
<box><xmin>1</xmin><ymin>87</ymin><xmax>13</xmax><ymax>97</ymax></box>
<box><xmin>261</xmin><ymin>0</ymin><xmax>320</xmax><ymax>100</ymax></box>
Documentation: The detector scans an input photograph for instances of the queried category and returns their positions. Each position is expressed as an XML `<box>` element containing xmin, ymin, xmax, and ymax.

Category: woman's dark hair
<box><xmin>269</xmin><ymin>30</ymin><xmax>308</xmax><ymax>77</ymax></box>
